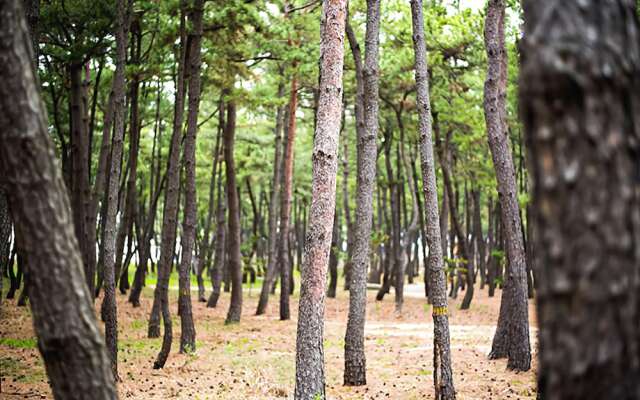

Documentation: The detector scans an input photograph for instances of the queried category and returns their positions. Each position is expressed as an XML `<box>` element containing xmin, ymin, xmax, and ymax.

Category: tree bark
<box><xmin>256</xmin><ymin>83</ymin><xmax>285</xmax><ymax>315</ymax></box>
<box><xmin>224</xmin><ymin>100</ymin><xmax>243</xmax><ymax>324</ymax></box>
<box><xmin>343</xmin><ymin>0</ymin><xmax>378</xmax><ymax>386</ymax></box>
<box><xmin>178</xmin><ymin>0</ymin><xmax>204</xmax><ymax>352</ymax></box>
<box><xmin>294</xmin><ymin>1</ymin><xmax>346</xmax><ymax>398</ymax></box>
<box><xmin>521</xmin><ymin>0</ymin><xmax>640</xmax><ymax>397</ymax></box>
<box><xmin>410</xmin><ymin>1</ymin><xmax>456</xmax><ymax>398</ymax></box>
<box><xmin>484</xmin><ymin>0</ymin><xmax>531</xmax><ymax>371</ymax></box>
<box><xmin>99</xmin><ymin>0</ymin><xmax>130</xmax><ymax>380</ymax></box>
<box><xmin>0</xmin><ymin>1</ymin><xmax>117</xmax><ymax>396</ymax></box>
<box><xmin>278</xmin><ymin>74</ymin><xmax>298</xmax><ymax>321</ymax></box>
<box><xmin>207</xmin><ymin>166</ymin><xmax>226</xmax><ymax>308</ymax></box>
<box><xmin>149</xmin><ymin>0</ymin><xmax>188</xmax><ymax>368</ymax></box>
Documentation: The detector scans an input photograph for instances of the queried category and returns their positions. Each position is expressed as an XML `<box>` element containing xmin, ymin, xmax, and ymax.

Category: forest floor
<box><xmin>1</xmin><ymin>279</ymin><xmax>537</xmax><ymax>399</ymax></box>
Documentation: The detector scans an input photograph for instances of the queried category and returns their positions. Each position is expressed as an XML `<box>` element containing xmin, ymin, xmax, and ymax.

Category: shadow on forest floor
<box><xmin>0</xmin><ymin>279</ymin><xmax>537</xmax><ymax>399</ymax></box>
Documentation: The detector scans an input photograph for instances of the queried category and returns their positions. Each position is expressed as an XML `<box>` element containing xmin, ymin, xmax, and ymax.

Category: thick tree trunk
<box><xmin>294</xmin><ymin>1</ymin><xmax>346</xmax><ymax>398</ymax></box>
<box><xmin>178</xmin><ymin>0</ymin><xmax>204</xmax><ymax>352</ymax></box>
<box><xmin>224</xmin><ymin>101</ymin><xmax>243</xmax><ymax>324</ymax></box>
<box><xmin>278</xmin><ymin>74</ymin><xmax>298</xmax><ymax>321</ymax></box>
<box><xmin>410</xmin><ymin>1</ymin><xmax>456</xmax><ymax>398</ymax></box>
<box><xmin>484</xmin><ymin>0</ymin><xmax>531</xmax><ymax>371</ymax></box>
<box><xmin>521</xmin><ymin>0</ymin><xmax>640</xmax><ymax>397</ymax></box>
<box><xmin>343</xmin><ymin>0</ymin><xmax>378</xmax><ymax>386</ymax></box>
<box><xmin>0</xmin><ymin>1</ymin><xmax>117</xmax><ymax>396</ymax></box>
<box><xmin>256</xmin><ymin>83</ymin><xmax>285</xmax><ymax>315</ymax></box>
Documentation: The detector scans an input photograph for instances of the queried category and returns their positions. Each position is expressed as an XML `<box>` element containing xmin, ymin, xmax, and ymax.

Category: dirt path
<box><xmin>0</xmin><ymin>282</ymin><xmax>537</xmax><ymax>399</ymax></box>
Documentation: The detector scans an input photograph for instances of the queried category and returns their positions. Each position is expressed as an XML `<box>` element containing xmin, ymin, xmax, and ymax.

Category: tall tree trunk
<box><xmin>149</xmin><ymin>0</ymin><xmax>188</xmax><ymax>368</ymax></box>
<box><xmin>224</xmin><ymin>100</ymin><xmax>243</xmax><ymax>324</ymax></box>
<box><xmin>256</xmin><ymin>83</ymin><xmax>285</xmax><ymax>315</ymax></box>
<box><xmin>294</xmin><ymin>1</ymin><xmax>346</xmax><ymax>397</ymax></box>
<box><xmin>100</xmin><ymin>0</ymin><xmax>130</xmax><ymax>380</ymax></box>
<box><xmin>473</xmin><ymin>189</ymin><xmax>486</xmax><ymax>290</ymax></box>
<box><xmin>115</xmin><ymin>17</ymin><xmax>142</xmax><ymax>294</ymax></box>
<box><xmin>343</xmin><ymin>0</ymin><xmax>378</xmax><ymax>386</ymax></box>
<box><xmin>69</xmin><ymin>61</ymin><xmax>92</xmax><ymax>293</ymax></box>
<box><xmin>207</xmin><ymin>167</ymin><xmax>227</xmax><ymax>308</ymax></box>
<box><xmin>278</xmin><ymin>74</ymin><xmax>298</xmax><ymax>321</ymax></box>
<box><xmin>522</xmin><ymin>0</ymin><xmax>640</xmax><ymax>397</ymax></box>
<box><xmin>0</xmin><ymin>1</ymin><xmax>117</xmax><ymax>396</ymax></box>
<box><xmin>178</xmin><ymin>0</ymin><xmax>204</xmax><ymax>352</ymax></box>
<box><xmin>410</xmin><ymin>1</ymin><xmax>456</xmax><ymax>398</ymax></box>
<box><xmin>484</xmin><ymin>0</ymin><xmax>531</xmax><ymax>371</ymax></box>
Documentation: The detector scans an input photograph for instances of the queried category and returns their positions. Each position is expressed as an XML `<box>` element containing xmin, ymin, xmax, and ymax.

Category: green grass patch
<box><xmin>0</xmin><ymin>337</ymin><xmax>38</xmax><ymax>349</ymax></box>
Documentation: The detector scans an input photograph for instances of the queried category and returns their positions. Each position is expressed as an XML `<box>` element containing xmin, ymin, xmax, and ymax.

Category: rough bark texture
<box><xmin>343</xmin><ymin>0</ymin><xmax>378</xmax><ymax>386</ymax></box>
<box><xmin>256</xmin><ymin>84</ymin><xmax>285</xmax><ymax>315</ymax></box>
<box><xmin>178</xmin><ymin>0</ymin><xmax>204</xmax><ymax>352</ymax></box>
<box><xmin>0</xmin><ymin>1</ymin><xmax>117</xmax><ymax>397</ymax></box>
<box><xmin>100</xmin><ymin>0</ymin><xmax>129</xmax><ymax>380</ymax></box>
<box><xmin>224</xmin><ymin>101</ymin><xmax>243</xmax><ymax>324</ymax></box>
<box><xmin>278</xmin><ymin>75</ymin><xmax>298</xmax><ymax>321</ymax></box>
<box><xmin>521</xmin><ymin>0</ymin><xmax>640</xmax><ymax>398</ymax></box>
<box><xmin>294</xmin><ymin>1</ymin><xmax>346</xmax><ymax>398</ymax></box>
<box><xmin>484</xmin><ymin>0</ymin><xmax>531</xmax><ymax>372</ymax></box>
<box><xmin>149</xmin><ymin>0</ymin><xmax>188</xmax><ymax>366</ymax></box>
<box><xmin>410</xmin><ymin>1</ymin><xmax>456</xmax><ymax>398</ymax></box>
<box><xmin>69</xmin><ymin>61</ymin><xmax>92</xmax><ymax>293</ymax></box>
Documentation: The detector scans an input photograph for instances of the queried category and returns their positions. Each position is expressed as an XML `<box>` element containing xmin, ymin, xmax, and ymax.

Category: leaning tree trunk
<box><xmin>0</xmin><ymin>1</ymin><xmax>117</xmax><ymax>397</ymax></box>
<box><xmin>149</xmin><ymin>0</ymin><xmax>188</xmax><ymax>368</ymax></box>
<box><xmin>294</xmin><ymin>1</ymin><xmax>346</xmax><ymax>398</ymax></box>
<box><xmin>224</xmin><ymin>100</ymin><xmax>243</xmax><ymax>324</ymax></box>
<box><xmin>410</xmin><ymin>1</ymin><xmax>456</xmax><ymax>398</ymax></box>
<box><xmin>344</xmin><ymin>0</ymin><xmax>379</xmax><ymax>385</ymax></box>
<box><xmin>177</xmin><ymin>0</ymin><xmax>204</xmax><ymax>353</ymax></box>
<box><xmin>521</xmin><ymin>0</ymin><xmax>640</xmax><ymax>397</ymax></box>
<box><xmin>484</xmin><ymin>0</ymin><xmax>531</xmax><ymax>372</ymax></box>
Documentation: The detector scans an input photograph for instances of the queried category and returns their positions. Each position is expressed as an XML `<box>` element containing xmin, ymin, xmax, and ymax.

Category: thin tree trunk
<box><xmin>149</xmin><ymin>0</ymin><xmax>188</xmax><ymax>368</ymax></box>
<box><xmin>207</xmin><ymin>167</ymin><xmax>226</xmax><ymax>308</ymax></box>
<box><xmin>522</xmin><ymin>0</ymin><xmax>640</xmax><ymax>397</ymax></box>
<box><xmin>294</xmin><ymin>1</ymin><xmax>346</xmax><ymax>397</ymax></box>
<box><xmin>278</xmin><ymin>74</ymin><xmax>298</xmax><ymax>321</ymax></box>
<box><xmin>484</xmin><ymin>0</ymin><xmax>531</xmax><ymax>371</ymax></box>
<box><xmin>115</xmin><ymin>18</ymin><xmax>142</xmax><ymax>294</ymax></box>
<box><xmin>410</xmin><ymin>1</ymin><xmax>456</xmax><ymax>398</ymax></box>
<box><xmin>224</xmin><ymin>100</ymin><xmax>243</xmax><ymax>324</ymax></box>
<box><xmin>99</xmin><ymin>0</ymin><xmax>130</xmax><ymax>380</ymax></box>
<box><xmin>178</xmin><ymin>0</ymin><xmax>204</xmax><ymax>352</ymax></box>
<box><xmin>326</xmin><ymin>208</ymin><xmax>339</xmax><ymax>299</ymax></box>
<box><xmin>343</xmin><ymin>0</ymin><xmax>378</xmax><ymax>385</ymax></box>
<box><xmin>0</xmin><ymin>2</ymin><xmax>117</xmax><ymax>396</ymax></box>
<box><xmin>256</xmin><ymin>83</ymin><xmax>285</xmax><ymax>315</ymax></box>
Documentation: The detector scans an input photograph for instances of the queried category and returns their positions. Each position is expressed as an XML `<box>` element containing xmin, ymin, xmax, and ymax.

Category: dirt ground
<box><xmin>0</xmin><ymin>283</ymin><xmax>537</xmax><ymax>399</ymax></box>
